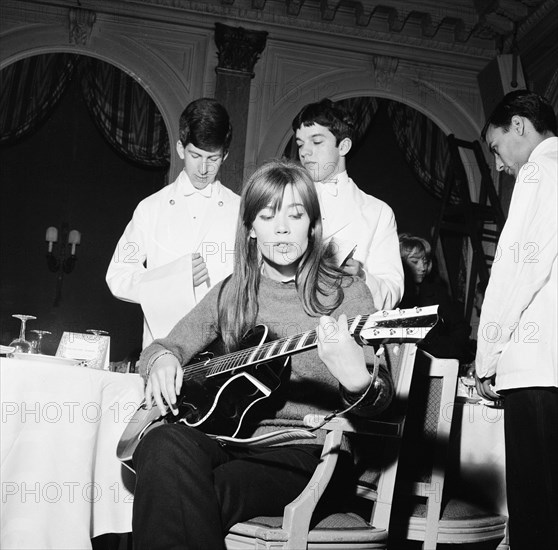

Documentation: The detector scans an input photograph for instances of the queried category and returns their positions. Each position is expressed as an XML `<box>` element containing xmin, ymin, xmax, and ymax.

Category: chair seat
<box><xmin>227</xmin><ymin>512</ymin><xmax>388</xmax><ymax>549</ymax></box>
<box><xmin>392</xmin><ymin>497</ymin><xmax>507</xmax><ymax>544</ymax></box>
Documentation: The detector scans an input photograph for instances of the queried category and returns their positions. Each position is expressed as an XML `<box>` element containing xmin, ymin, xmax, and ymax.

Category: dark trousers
<box><xmin>503</xmin><ymin>387</ymin><xmax>558</xmax><ymax>550</ymax></box>
<box><xmin>131</xmin><ymin>423</ymin><xmax>350</xmax><ymax>550</ymax></box>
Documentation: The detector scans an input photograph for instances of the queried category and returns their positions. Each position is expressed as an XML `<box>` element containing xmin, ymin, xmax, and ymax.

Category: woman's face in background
<box><xmin>404</xmin><ymin>248</ymin><xmax>429</xmax><ymax>284</ymax></box>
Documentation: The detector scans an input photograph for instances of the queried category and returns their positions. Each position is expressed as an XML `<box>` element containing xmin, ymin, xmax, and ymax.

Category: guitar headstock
<box><xmin>358</xmin><ymin>305</ymin><xmax>439</xmax><ymax>344</ymax></box>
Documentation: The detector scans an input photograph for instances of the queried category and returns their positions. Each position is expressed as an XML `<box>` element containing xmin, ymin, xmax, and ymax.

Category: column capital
<box><xmin>214</xmin><ymin>22</ymin><xmax>268</xmax><ymax>77</ymax></box>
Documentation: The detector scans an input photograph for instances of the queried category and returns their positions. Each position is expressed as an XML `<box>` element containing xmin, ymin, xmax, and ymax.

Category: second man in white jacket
<box><xmin>106</xmin><ymin>98</ymin><xmax>240</xmax><ymax>347</ymax></box>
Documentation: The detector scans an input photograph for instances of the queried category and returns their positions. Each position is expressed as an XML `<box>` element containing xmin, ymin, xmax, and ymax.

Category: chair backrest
<box><xmin>390</xmin><ymin>349</ymin><xmax>459</xmax><ymax>547</ymax></box>
<box><xmin>355</xmin><ymin>342</ymin><xmax>419</xmax><ymax>530</ymax></box>
<box><xmin>284</xmin><ymin>342</ymin><xmax>420</xmax><ymax>546</ymax></box>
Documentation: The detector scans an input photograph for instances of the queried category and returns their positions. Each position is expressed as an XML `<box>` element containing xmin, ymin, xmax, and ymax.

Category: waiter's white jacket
<box><xmin>106</xmin><ymin>171</ymin><xmax>240</xmax><ymax>347</ymax></box>
<box><xmin>316</xmin><ymin>171</ymin><xmax>404</xmax><ymax>310</ymax></box>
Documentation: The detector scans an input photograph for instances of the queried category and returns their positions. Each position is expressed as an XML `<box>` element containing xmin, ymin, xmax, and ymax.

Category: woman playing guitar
<box><xmin>132</xmin><ymin>159</ymin><xmax>395</xmax><ymax>549</ymax></box>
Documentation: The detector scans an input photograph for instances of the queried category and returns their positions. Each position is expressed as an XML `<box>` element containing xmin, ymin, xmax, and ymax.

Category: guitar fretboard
<box><xmin>183</xmin><ymin>314</ymin><xmax>368</xmax><ymax>380</ymax></box>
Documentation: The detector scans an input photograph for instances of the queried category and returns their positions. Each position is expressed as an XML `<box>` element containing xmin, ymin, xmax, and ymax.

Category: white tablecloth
<box><xmin>453</xmin><ymin>399</ymin><xmax>508</xmax><ymax>548</ymax></box>
<box><xmin>0</xmin><ymin>356</ymin><xmax>144</xmax><ymax>550</ymax></box>
<box><xmin>456</xmin><ymin>400</ymin><xmax>507</xmax><ymax>514</ymax></box>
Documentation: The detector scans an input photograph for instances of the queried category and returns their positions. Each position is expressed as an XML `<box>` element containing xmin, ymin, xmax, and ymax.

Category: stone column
<box><xmin>214</xmin><ymin>22</ymin><xmax>267</xmax><ymax>194</ymax></box>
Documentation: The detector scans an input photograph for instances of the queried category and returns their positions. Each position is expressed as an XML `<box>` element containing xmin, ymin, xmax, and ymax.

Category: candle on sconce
<box><xmin>68</xmin><ymin>230</ymin><xmax>81</xmax><ymax>256</ymax></box>
<box><xmin>45</xmin><ymin>224</ymin><xmax>80</xmax><ymax>301</ymax></box>
<box><xmin>46</xmin><ymin>226</ymin><xmax>58</xmax><ymax>253</ymax></box>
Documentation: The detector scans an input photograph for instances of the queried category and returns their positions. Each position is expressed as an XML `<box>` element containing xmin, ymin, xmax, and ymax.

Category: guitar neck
<box><xmin>182</xmin><ymin>306</ymin><xmax>438</xmax><ymax>381</ymax></box>
<box><xmin>186</xmin><ymin>320</ymin><xmax>344</xmax><ymax>380</ymax></box>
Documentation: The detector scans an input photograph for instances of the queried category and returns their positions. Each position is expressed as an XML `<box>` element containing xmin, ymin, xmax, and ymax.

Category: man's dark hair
<box><xmin>179</xmin><ymin>98</ymin><xmax>232</xmax><ymax>153</ymax></box>
<box><xmin>292</xmin><ymin>98</ymin><xmax>354</xmax><ymax>145</ymax></box>
<box><xmin>481</xmin><ymin>90</ymin><xmax>557</xmax><ymax>141</ymax></box>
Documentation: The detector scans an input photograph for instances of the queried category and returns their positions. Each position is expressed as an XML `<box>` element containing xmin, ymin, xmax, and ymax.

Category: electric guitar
<box><xmin>117</xmin><ymin>306</ymin><xmax>438</xmax><ymax>466</ymax></box>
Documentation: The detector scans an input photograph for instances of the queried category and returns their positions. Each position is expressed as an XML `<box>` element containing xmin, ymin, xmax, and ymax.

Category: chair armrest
<box><xmin>280</xmin><ymin>424</ymin><xmax>345</xmax><ymax>548</ymax></box>
<box><xmin>280</xmin><ymin>411</ymin><xmax>407</xmax><ymax>543</ymax></box>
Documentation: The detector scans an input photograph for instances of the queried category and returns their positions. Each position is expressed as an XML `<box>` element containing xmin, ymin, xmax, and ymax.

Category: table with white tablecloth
<box><xmin>452</xmin><ymin>398</ymin><xmax>509</xmax><ymax>548</ymax></box>
<box><xmin>0</xmin><ymin>356</ymin><xmax>144</xmax><ymax>550</ymax></box>
<box><xmin>455</xmin><ymin>400</ymin><xmax>507</xmax><ymax>512</ymax></box>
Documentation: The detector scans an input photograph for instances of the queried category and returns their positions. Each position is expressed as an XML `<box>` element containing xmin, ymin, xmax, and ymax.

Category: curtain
<box><xmin>385</xmin><ymin>99</ymin><xmax>469</xmax><ymax>303</ymax></box>
<box><xmin>0</xmin><ymin>54</ymin><xmax>77</xmax><ymax>145</ymax></box>
<box><xmin>544</xmin><ymin>68</ymin><xmax>558</xmax><ymax>117</ymax></box>
<box><xmin>339</xmin><ymin>96</ymin><xmax>379</xmax><ymax>146</ymax></box>
<box><xmin>386</xmin><ymin>99</ymin><xmax>461</xmax><ymax>205</ymax></box>
<box><xmin>80</xmin><ymin>58</ymin><xmax>169</xmax><ymax>167</ymax></box>
<box><xmin>0</xmin><ymin>54</ymin><xmax>169</xmax><ymax>167</ymax></box>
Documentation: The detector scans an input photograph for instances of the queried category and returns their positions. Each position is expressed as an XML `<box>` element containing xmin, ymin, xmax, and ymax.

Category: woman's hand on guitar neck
<box><xmin>145</xmin><ymin>352</ymin><xmax>183</xmax><ymax>417</ymax></box>
<box><xmin>317</xmin><ymin>314</ymin><xmax>371</xmax><ymax>395</ymax></box>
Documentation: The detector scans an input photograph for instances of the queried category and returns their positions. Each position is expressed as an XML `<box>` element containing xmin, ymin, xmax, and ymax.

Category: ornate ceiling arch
<box><xmin>249</xmin><ymin>59</ymin><xmax>482</xmax><ymax>198</ymax></box>
<box><xmin>0</xmin><ymin>9</ymin><xmax>201</xmax><ymax>174</ymax></box>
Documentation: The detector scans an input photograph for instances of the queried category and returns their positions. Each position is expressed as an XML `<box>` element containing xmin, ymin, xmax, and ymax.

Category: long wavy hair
<box><xmin>217</xmin><ymin>159</ymin><xmax>345</xmax><ymax>351</ymax></box>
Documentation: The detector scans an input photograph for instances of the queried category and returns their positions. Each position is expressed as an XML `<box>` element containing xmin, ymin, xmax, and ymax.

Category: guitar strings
<box><xmin>182</xmin><ymin>328</ymin><xmax>319</xmax><ymax>379</ymax></box>
<box><xmin>181</xmin><ymin>315</ymin><xmax>367</xmax><ymax>379</ymax></box>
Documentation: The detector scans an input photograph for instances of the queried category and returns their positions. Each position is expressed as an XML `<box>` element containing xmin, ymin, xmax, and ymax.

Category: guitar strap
<box><xmin>211</xmin><ymin>346</ymin><xmax>382</xmax><ymax>448</ymax></box>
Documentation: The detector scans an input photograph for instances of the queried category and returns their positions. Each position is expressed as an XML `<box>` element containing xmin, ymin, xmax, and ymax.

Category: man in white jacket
<box><xmin>106</xmin><ymin>98</ymin><xmax>240</xmax><ymax>347</ymax></box>
<box><xmin>475</xmin><ymin>90</ymin><xmax>557</xmax><ymax>549</ymax></box>
<box><xmin>292</xmin><ymin>98</ymin><xmax>404</xmax><ymax>310</ymax></box>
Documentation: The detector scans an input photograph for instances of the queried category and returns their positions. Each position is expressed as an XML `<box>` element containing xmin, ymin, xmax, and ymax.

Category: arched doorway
<box><xmin>0</xmin><ymin>53</ymin><xmax>170</xmax><ymax>359</ymax></box>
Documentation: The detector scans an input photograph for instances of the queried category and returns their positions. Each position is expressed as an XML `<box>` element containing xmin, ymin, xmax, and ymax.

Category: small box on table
<box><xmin>56</xmin><ymin>332</ymin><xmax>110</xmax><ymax>370</ymax></box>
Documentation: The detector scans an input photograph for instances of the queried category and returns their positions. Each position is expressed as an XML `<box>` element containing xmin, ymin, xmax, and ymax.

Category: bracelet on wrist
<box><xmin>146</xmin><ymin>351</ymin><xmax>175</xmax><ymax>378</ymax></box>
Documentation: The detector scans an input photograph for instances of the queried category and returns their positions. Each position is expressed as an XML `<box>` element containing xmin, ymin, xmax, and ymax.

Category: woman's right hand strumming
<box><xmin>145</xmin><ymin>352</ymin><xmax>183</xmax><ymax>416</ymax></box>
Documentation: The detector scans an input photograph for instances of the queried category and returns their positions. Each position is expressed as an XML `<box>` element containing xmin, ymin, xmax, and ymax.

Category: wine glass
<box><xmin>30</xmin><ymin>330</ymin><xmax>52</xmax><ymax>355</ymax></box>
<box><xmin>9</xmin><ymin>314</ymin><xmax>37</xmax><ymax>354</ymax></box>
<box><xmin>460</xmin><ymin>365</ymin><xmax>477</xmax><ymax>400</ymax></box>
<box><xmin>86</xmin><ymin>329</ymin><xmax>109</xmax><ymax>339</ymax></box>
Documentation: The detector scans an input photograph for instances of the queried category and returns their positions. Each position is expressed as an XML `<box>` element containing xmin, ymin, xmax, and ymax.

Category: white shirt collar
<box><xmin>315</xmin><ymin>170</ymin><xmax>349</xmax><ymax>197</ymax></box>
<box><xmin>179</xmin><ymin>170</ymin><xmax>214</xmax><ymax>198</ymax></box>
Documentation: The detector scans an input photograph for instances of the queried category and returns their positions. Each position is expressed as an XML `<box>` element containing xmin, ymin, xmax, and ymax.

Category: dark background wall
<box><xmin>0</xmin><ymin>71</ymin><xmax>165</xmax><ymax>359</ymax></box>
<box><xmin>0</xmin><ymin>59</ymin><xmax>442</xmax><ymax>359</ymax></box>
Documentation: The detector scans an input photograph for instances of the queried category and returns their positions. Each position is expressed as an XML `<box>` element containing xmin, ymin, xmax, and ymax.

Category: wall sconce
<box><xmin>45</xmin><ymin>222</ymin><xmax>81</xmax><ymax>305</ymax></box>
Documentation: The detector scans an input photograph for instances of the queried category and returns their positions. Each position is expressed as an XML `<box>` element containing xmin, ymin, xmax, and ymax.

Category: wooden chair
<box><xmin>225</xmin><ymin>343</ymin><xmax>418</xmax><ymax>550</ymax></box>
<box><xmin>389</xmin><ymin>350</ymin><xmax>508</xmax><ymax>549</ymax></box>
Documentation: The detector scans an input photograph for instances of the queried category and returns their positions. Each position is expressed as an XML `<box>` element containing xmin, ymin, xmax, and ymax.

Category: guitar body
<box><xmin>117</xmin><ymin>326</ymin><xmax>287</xmax><ymax>466</ymax></box>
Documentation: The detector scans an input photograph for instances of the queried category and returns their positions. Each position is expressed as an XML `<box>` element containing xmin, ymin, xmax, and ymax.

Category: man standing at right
<box><xmin>292</xmin><ymin>99</ymin><xmax>404</xmax><ymax>310</ymax></box>
<box><xmin>475</xmin><ymin>90</ymin><xmax>557</xmax><ymax>549</ymax></box>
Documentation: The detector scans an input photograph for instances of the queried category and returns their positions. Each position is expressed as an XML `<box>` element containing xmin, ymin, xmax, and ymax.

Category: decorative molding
<box><xmin>119</xmin><ymin>0</ymin><xmax>496</xmax><ymax>56</ymax></box>
<box><xmin>68</xmin><ymin>8</ymin><xmax>96</xmax><ymax>46</ymax></box>
<box><xmin>371</xmin><ymin>55</ymin><xmax>399</xmax><ymax>90</ymax></box>
<box><xmin>214</xmin><ymin>22</ymin><xmax>267</xmax><ymax>76</ymax></box>
<box><xmin>286</xmin><ymin>0</ymin><xmax>304</xmax><ymax>16</ymax></box>
<box><xmin>47</xmin><ymin>0</ymin><xmax>550</xmax><ymax>58</ymax></box>
<box><xmin>504</xmin><ymin>0</ymin><xmax>558</xmax><ymax>52</ymax></box>
<box><xmin>474</xmin><ymin>0</ymin><xmax>551</xmax><ymax>45</ymax></box>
